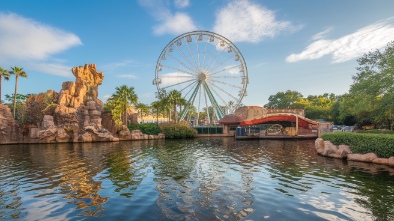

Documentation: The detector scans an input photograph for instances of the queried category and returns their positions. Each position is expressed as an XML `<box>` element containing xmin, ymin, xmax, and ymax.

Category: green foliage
<box><xmin>264</xmin><ymin>90</ymin><xmax>303</xmax><ymax>108</ymax></box>
<box><xmin>357</xmin><ymin>130</ymin><xmax>394</xmax><ymax>135</ymax></box>
<box><xmin>321</xmin><ymin>132</ymin><xmax>394</xmax><ymax>158</ymax></box>
<box><xmin>106</xmin><ymin>85</ymin><xmax>138</xmax><ymax>126</ymax></box>
<box><xmin>348</xmin><ymin>41</ymin><xmax>394</xmax><ymax>129</ymax></box>
<box><xmin>128</xmin><ymin>123</ymin><xmax>161</xmax><ymax>135</ymax></box>
<box><xmin>159</xmin><ymin>122</ymin><xmax>197</xmax><ymax>139</ymax></box>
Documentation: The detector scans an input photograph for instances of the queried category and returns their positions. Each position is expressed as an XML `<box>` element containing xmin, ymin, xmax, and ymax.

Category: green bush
<box><xmin>158</xmin><ymin>122</ymin><xmax>197</xmax><ymax>139</ymax></box>
<box><xmin>128</xmin><ymin>123</ymin><xmax>161</xmax><ymax>135</ymax></box>
<box><xmin>357</xmin><ymin>129</ymin><xmax>394</xmax><ymax>135</ymax></box>
<box><xmin>321</xmin><ymin>132</ymin><xmax>394</xmax><ymax>158</ymax></box>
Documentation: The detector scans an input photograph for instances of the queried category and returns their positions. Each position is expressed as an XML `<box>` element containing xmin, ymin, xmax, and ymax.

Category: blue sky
<box><xmin>1</xmin><ymin>0</ymin><xmax>394</xmax><ymax>107</ymax></box>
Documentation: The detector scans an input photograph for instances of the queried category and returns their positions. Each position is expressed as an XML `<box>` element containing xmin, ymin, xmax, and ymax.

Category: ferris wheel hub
<box><xmin>198</xmin><ymin>72</ymin><xmax>207</xmax><ymax>82</ymax></box>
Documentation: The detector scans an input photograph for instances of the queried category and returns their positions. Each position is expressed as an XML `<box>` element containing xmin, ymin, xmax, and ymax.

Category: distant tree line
<box><xmin>264</xmin><ymin>41</ymin><xmax>394</xmax><ymax>130</ymax></box>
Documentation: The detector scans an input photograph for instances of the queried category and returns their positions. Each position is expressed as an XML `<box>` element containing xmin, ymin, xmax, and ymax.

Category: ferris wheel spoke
<box><xmin>166</xmin><ymin>53</ymin><xmax>198</xmax><ymax>76</ymax></box>
<box><xmin>186</xmin><ymin>40</ymin><xmax>200</xmax><ymax>72</ymax></box>
<box><xmin>208</xmin><ymin>80</ymin><xmax>240</xmax><ymax>103</ymax></box>
<box><xmin>202</xmin><ymin>40</ymin><xmax>209</xmax><ymax>71</ymax></box>
<box><xmin>160</xmin><ymin>75</ymin><xmax>195</xmax><ymax>79</ymax></box>
<box><xmin>206</xmin><ymin>53</ymin><xmax>235</xmax><ymax>73</ymax></box>
<box><xmin>196</xmin><ymin>36</ymin><xmax>202</xmax><ymax>69</ymax></box>
<box><xmin>161</xmin><ymin>63</ymin><xmax>195</xmax><ymax>76</ymax></box>
<box><xmin>161</xmin><ymin>78</ymin><xmax>196</xmax><ymax>90</ymax></box>
<box><xmin>205</xmin><ymin>81</ymin><xmax>227</xmax><ymax>109</ymax></box>
<box><xmin>203</xmin><ymin>85</ymin><xmax>210</xmax><ymax>124</ymax></box>
<box><xmin>175</xmin><ymin>44</ymin><xmax>200</xmax><ymax>74</ymax></box>
<box><xmin>181</xmin><ymin>80</ymin><xmax>198</xmax><ymax>97</ymax></box>
<box><xmin>209</xmin><ymin>79</ymin><xmax>243</xmax><ymax>90</ymax></box>
<box><xmin>210</xmin><ymin>76</ymin><xmax>240</xmax><ymax>79</ymax></box>
<box><xmin>209</xmin><ymin>64</ymin><xmax>242</xmax><ymax>76</ymax></box>
<box><xmin>205</xmin><ymin>47</ymin><xmax>227</xmax><ymax>74</ymax></box>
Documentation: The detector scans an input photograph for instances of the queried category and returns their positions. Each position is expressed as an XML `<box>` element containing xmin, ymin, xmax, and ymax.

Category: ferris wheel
<box><xmin>153</xmin><ymin>30</ymin><xmax>248</xmax><ymax>124</ymax></box>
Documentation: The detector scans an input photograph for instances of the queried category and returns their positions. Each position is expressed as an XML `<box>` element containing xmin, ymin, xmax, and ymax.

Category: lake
<box><xmin>0</xmin><ymin>138</ymin><xmax>393</xmax><ymax>220</ymax></box>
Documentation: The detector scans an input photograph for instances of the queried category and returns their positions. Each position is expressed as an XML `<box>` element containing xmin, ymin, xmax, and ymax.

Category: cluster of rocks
<box><xmin>315</xmin><ymin>138</ymin><xmax>394</xmax><ymax>166</ymax></box>
<box><xmin>0</xmin><ymin>64</ymin><xmax>164</xmax><ymax>144</ymax></box>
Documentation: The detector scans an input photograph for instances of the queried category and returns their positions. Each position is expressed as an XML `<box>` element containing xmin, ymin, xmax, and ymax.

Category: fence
<box><xmin>194</xmin><ymin>126</ymin><xmax>223</xmax><ymax>134</ymax></box>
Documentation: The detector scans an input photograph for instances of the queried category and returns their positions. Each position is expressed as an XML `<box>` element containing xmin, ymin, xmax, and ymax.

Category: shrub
<box><xmin>128</xmin><ymin>123</ymin><xmax>161</xmax><ymax>135</ymax></box>
<box><xmin>158</xmin><ymin>122</ymin><xmax>197</xmax><ymax>139</ymax></box>
<box><xmin>321</xmin><ymin>132</ymin><xmax>394</xmax><ymax>158</ymax></box>
<box><xmin>356</xmin><ymin>129</ymin><xmax>394</xmax><ymax>135</ymax></box>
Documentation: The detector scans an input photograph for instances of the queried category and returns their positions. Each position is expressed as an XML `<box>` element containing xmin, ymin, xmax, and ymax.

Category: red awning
<box><xmin>240</xmin><ymin>114</ymin><xmax>318</xmax><ymax>128</ymax></box>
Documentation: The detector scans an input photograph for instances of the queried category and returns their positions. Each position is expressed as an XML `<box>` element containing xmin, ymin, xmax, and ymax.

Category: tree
<box><xmin>264</xmin><ymin>90</ymin><xmax>303</xmax><ymax>108</ymax></box>
<box><xmin>349</xmin><ymin>41</ymin><xmax>394</xmax><ymax>129</ymax></box>
<box><xmin>167</xmin><ymin>90</ymin><xmax>182</xmax><ymax>123</ymax></box>
<box><xmin>106</xmin><ymin>85</ymin><xmax>138</xmax><ymax>126</ymax></box>
<box><xmin>135</xmin><ymin>103</ymin><xmax>150</xmax><ymax>123</ymax></box>
<box><xmin>9</xmin><ymin>66</ymin><xmax>28</xmax><ymax>118</ymax></box>
<box><xmin>151</xmin><ymin>100</ymin><xmax>164</xmax><ymax>124</ymax></box>
<box><xmin>0</xmin><ymin>67</ymin><xmax>10</xmax><ymax>104</ymax></box>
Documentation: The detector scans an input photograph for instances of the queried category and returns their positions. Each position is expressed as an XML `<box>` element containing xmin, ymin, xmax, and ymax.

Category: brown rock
<box><xmin>389</xmin><ymin>157</ymin><xmax>394</xmax><ymax>166</ymax></box>
<box><xmin>29</xmin><ymin>128</ymin><xmax>40</xmax><ymax>139</ymax></box>
<box><xmin>42</xmin><ymin>115</ymin><xmax>55</xmax><ymax>129</ymax></box>
<box><xmin>80</xmin><ymin>132</ymin><xmax>92</xmax><ymax>142</ymax></box>
<box><xmin>56</xmin><ymin>128</ymin><xmax>71</xmax><ymax>142</ymax></box>
<box><xmin>348</xmin><ymin>153</ymin><xmax>378</xmax><ymax>162</ymax></box>
<box><xmin>372</xmin><ymin>158</ymin><xmax>389</xmax><ymax>165</ymax></box>
<box><xmin>315</xmin><ymin>138</ymin><xmax>324</xmax><ymax>154</ymax></box>
<box><xmin>38</xmin><ymin>128</ymin><xmax>57</xmax><ymax>143</ymax></box>
<box><xmin>118</xmin><ymin>126</ymin><xmax>131</xmax><ymax>140</ymax></box>
<box><xmin>323</xmin><ymin>141</ymin><xmax>338</xmax><ymax>155</ymax></box>
<box><xmin>338</xmin><ymin>145</ymin><xmax>352</xmax><ymax>158</ymax></box>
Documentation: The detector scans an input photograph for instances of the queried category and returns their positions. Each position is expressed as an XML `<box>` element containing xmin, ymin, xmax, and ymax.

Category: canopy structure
<box><xmin>240</xmin><ymin>114</ymin><xmax>319</xmax><ymax>129</ymax></box>
<box><xmin>218</xmin><ymin>115</ymin><xmax>245</xmax><ymax>125</ymax></box>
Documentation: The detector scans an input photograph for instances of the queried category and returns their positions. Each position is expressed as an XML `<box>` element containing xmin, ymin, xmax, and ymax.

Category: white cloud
<box><xmin>103</xmin><ymin>94</ymin><xmax>111</xmax><ymax>99</ymax></box>
<box><xmin>174</xmin><ymin>0</ymin><xmax>190</xmax><ymax>8</ymax></box>
<box><xmin>311</xmin><ymin>27</ymin><xmax>333</xmax><ymax>40</ymax></box>
<box><xmin>138</xmin><ymin>0</ymin><xmax>197</xmax><ymax>35</ymax></box>
<box><xmin>0</xmin><ymin>13</ymin><xmax>82</xmax><ymax>61</ymax></box>
<box><xmin>213</xmin><ymin>0</ymin><xmax>298</xmax><ymax>43</ymax></box>
<box><xmin>117</xmin><ymin>74</ymin><xmax>138</xmax><ymax>79</ymax></box>
<box><xmin>286</xmin><ymin>18</ymin><xmax>394</xmax><ymax>63</ymax></box>
<box><xmin>153</xmin><ymin>12</ymin><xmax>197</xmax><ymax>35</ymax></box>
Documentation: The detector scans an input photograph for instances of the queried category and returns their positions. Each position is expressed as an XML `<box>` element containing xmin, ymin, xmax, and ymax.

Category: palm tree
<box><xmin>167</xmin><ymin>90</ymin><xmax>182</xmax><ymax>123</ymax></box>
<box><xmin>151</xmin><ymin>100</ymin><xmax>165</xmax><ymax>124</ymax></box>
<box><xmin>136</xmin><ymin>103</ymin><xmax>150</xmax><ymax>123</ymax></box>
<box><xmin>9</xmin><ymin>66</ymin><xmax>28</xmax><ymax>118</ymax></box>
<box><xmin>0</xmin><ymin>67</ymin><xmax>10</xmax><ymax>104</ymax></box>
<box><xmin>110</xmin><ymin>85</ymin><xmax>138</xmax><ymax>125</ymax></box>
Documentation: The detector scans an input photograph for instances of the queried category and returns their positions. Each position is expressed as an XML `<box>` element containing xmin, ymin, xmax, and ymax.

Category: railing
<box><xmin>194</xmin><ymin>126</ymin><xmax>223</xmax><ymax>134</ymax></box>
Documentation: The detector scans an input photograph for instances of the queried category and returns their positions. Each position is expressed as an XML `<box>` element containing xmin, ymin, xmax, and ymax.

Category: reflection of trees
<box><xmin>0</xmin><ymin>142</ymin><xmax>121</xmax><ymax>219</ymax></box>
<box><xmin>102</xmin><ymin>141</ymin><xmax>151</xmax><ymax>198</ymax></box>
<box><xmin>152</xmin><ymin>138</ymin><xmax>256</xmax><ymax>220</ymax></box>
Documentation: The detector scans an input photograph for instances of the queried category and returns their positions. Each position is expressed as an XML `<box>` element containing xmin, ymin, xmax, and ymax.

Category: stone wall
<box><xmin>315</xmin><ymin>138</ymin><xmax>394</xmax><ymax>167</ymax></box>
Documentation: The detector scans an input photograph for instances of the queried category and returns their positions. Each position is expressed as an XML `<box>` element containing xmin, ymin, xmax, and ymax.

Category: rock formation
<box><xmin>315</xmin><ymin>138</ymin><xmax>394</xmax><ymax>167</ymax></box>
<box><xmin>0</xmin><ymin>63</ymin><xmax>164</xmax><ymax>144</ymax></box>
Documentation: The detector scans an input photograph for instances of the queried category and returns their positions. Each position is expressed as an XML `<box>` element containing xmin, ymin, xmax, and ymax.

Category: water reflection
<box><xmin>0</xmin><ymin>138</ymin><xmax>393</xmax><ymax>220</ymax></box>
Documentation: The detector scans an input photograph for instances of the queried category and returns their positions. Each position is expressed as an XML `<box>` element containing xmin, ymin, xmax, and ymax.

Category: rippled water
<box><xmin>0</xmin><ymin>138</ymin><xmax>393</xmax><ymax>221</ymax></box>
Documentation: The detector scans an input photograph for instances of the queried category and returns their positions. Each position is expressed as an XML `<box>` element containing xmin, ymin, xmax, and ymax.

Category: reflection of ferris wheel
<box><xmin>153</xmin><ymin>30</ymin><xmax>248</xmax><ymax>123</ymax></box>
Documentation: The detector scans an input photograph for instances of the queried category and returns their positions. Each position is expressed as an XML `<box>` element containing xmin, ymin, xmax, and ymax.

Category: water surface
<box><xmin>0</xmin><ymin>138</ymin><xmax>393</xmax><ymax>220</ymax></box>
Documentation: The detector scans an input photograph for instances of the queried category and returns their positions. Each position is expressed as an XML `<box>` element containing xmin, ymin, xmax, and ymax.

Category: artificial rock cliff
<box><xmin>0</xmin><ymin>64</ymin><xmax>163</xmax><ymax>144</ymax></box>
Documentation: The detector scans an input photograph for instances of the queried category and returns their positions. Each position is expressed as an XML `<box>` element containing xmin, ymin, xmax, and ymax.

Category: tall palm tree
<box><xmin>111</xmin><ymin>85</ymin><xmax>138</xmax><ymax>125</ymax></box>
<box><xmin>167</xmin><ymin>90</ymin><xmax>182</xmax><ymax>123</ymax></box>
<box><xmin>9</xmin><ymin>66</ymin><xmax>28</xmax><ymax>118</ymax></box>
<box><xmin>0</xmin><ymin>67</ymin><xmax>10</xmax><ymax>104</ymax></box>
<box><xmin>136</xmin><ymin>103</ymin><xmax>150</xmax><ymax>123</ymax></box>
<box><xmin>151</xmin><ymin>100</ymin><xmax>164</xmax><ymax>124</ymax></box>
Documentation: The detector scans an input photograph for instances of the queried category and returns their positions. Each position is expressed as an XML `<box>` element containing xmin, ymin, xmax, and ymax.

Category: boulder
<box><xmin>315</xmin><ymin>138</ymin><xmax>324</xmax><ymax>154</ymax></box>
<box><xmin>79</xmin><ymin>132</ymin><xmax>92</xmax><ymax>142</ymax></box>
<box><xmin>338</xmin><ymin>145</ymin><xmax>352</xmax><ymax>158</ymax></box>
<box><xmin>118</xmin><ymin>125</ymin><xmax>131</xmax><ymax>140</ymax></box>
<box><xmin>372</xmin><ymin>158</ymin><xmax>389</xmax><ymax>165</ymax></box>
<box><xmin>323</xmin><ymin>141</ymin><xmax>338</xmax><ymax>155</ymax></box>
<box><xmin>347</xmin><ymin>153</ymin><xmax>378</xmax><ymax>162</ymax></box>
<box><xmin>389</xmin><ymin>157</ymin><xmax>394</xmax><ymax>166</ymax></box>
<box><xmin>38</xmin><ymin>127</ymin><xmax>57</xmax><ymax>143</ymax></box>
<box><xmin>42</xmin><ymin>115</ymin><xmax>55</xmax><ymax>129</ymax></box>
<box><xmin>56</xmin><ymin>128</ymin><xmax>71</xmax><ymax>142</ymax></box>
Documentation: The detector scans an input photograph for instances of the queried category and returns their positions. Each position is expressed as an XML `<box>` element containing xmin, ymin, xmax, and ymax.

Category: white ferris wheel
<box><xmin>153</xmin><ymin>30</ymin><xmax>248</xmax><ymax>124</ymax></box>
